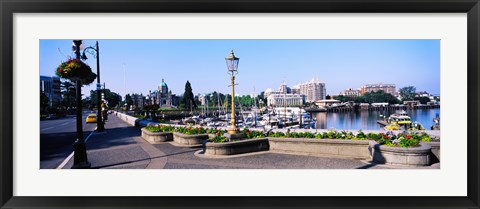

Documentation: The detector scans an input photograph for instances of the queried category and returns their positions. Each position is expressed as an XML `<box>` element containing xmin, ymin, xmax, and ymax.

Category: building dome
<box><xmin>160</xmin><ymin>78</ymin><xmax>168</xmax><ymax>87</ymax></box>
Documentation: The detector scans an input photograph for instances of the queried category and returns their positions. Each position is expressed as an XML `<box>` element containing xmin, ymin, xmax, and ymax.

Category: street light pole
<box><xmin>81</xmin><ymin>41</ymin><xmax>104</xmax><ymax>131</ymax></box>
<box><xmin>225</xmin><ymin>50</ymin><xmax>240</xmax><ymax>135</ymax></box>
<box><xmin>72</xmin><ymin>40</ymin><xmax>90</xmax><ymax>169</ymax></box>
<box><xmin>229</xmin><ymin>75</ymin><xmax>237</xmax><ymax>133</ymax></box>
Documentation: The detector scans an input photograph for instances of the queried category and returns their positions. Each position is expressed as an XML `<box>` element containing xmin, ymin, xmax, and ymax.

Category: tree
<box><xmin>258</xmin><ymin>91</ymin><xmax>267</xmax><ymax>107</ymax></box>
<box><xmin>239</xmin><ymin>95</ymin><xmax>253</xmax><ymax>107</ymax></box>
<box><xmin>360</xmin><ymin>90</ymin><xmax>400</xmax><ymax>104</ymax></box>
<box><xmin>60</xmin><ymin>80</ymin><xmax>76</xmax><ymax>109</ymax></box>
<box><xmin>125</xmin><ymin>94</ymin><xmax>133</xmax><ymax>110</ymax></box>
<box><xmin>399</xmin><ymin>86</ymin><xmax>416</xmax><ymax>101</ymax></box>
<box><xmin>89</xmin><ymin>89</ymin><xmax>121</xmax><ymax>109</ymax></box>
<box><xmin>40</xmin><ymin>91</ymin><xmax>49</xmax><ymax>114</ymax></box>
<box><xmin>415</xmin><ymin>96</ymin><xmax>431</xmax><ymax>104</ymax></box>
<box><xmin>336</xmin><ymin>95</ymin><xmax>350</xmax><ymax>102</ymax></box>
<box><xmin>181</xmin><ymin>80</ymin><xmax>197</xmax><ymax>110</ymax></box>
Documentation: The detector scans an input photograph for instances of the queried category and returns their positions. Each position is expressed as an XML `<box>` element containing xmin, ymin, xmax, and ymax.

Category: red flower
<box><xmin>57</xmin><ymin>68</ymin><xmax>62</xmax><ymax>73</ymax></box>
<box><xmin>246</xmin><ymin>131</ymin><xmax>251</xmax><ymax>135</ymax></box>
<box><xmin>406</xmin><ymin>135</ymin><xmax>411</xmax><ymax>139</ymax></box>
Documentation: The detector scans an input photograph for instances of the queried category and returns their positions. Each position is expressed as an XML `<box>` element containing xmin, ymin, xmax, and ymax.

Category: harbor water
<box><xmin>311</xmin><ymin>108</ymin><xmax>440</xmax><ymax>130</ymax></box>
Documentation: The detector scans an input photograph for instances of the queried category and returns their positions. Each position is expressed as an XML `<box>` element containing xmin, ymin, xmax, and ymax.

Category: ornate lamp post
<box><xmin>225</xmin><ymin>50</ymin><xmax>240</xmax><ymax>135</ymax></box>
<box><xmin>80</xmin><ymin>41</ymin><xmax>104</xmax><ymax>132</ymax></box>
<box><xmin>71</xmin><ymin>40</ymin><xmax>90</xmax><ymax>169</ymax></box>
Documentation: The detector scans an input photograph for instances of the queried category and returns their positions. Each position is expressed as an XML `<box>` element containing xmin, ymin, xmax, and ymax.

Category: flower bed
<box><xmin>363</xmin><ymin>129</ymin><xmax>435</xmax><ymax>166</ymax></box>
<box><xmin>203</xmin><ymin>128</ymin><xmax>269</xmax><ymax>155</ymax></box>
<box><xmin>204</xmin><ymin>138</ymin><xmax>269</xmax><ymax>155</ymax></box>
<box><xmin>173</xmin><ymin>132</ymin><xmax>209</xmax><ymax>145</ymax></box>
<box><xmin>141</xmin><ymin>128</ymin><xmax>173</xmax><ymax>144</ymax></box>
<box><xmin>266</xmin><ymin>130</ymin><xmax>436</xmax><ymax>163</ymax></box>
<box><xmin>370</xmin><ymin>141</ymin><xmax>432</xmax><ymax>166</ymax></box>
<box><xmin>268</xmin><ymin>137</ymin><xmax>372</xmax><ymax>159</ymax></box>
<box><xmin>260</xmin><ymin>129</ymin><xmax>372</xmax><ymax>159</ymax></box>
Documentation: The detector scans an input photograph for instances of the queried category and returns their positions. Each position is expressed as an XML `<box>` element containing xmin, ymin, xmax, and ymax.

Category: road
<box><xmin>40</xmin><ymin>110</ymin><xmax>97</xmax><ymax>169</ymax></box>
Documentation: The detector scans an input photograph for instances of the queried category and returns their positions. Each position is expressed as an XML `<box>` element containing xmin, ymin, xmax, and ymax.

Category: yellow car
<box><xmin>86</xmin><ymin>114</ymin><xmax>97</xmax><ymax>123</ymax></box>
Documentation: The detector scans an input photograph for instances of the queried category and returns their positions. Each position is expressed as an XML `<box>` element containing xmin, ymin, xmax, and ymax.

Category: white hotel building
<box><xmin>293</xmin><ymin>78</ymin><xmax>326</xmax><ymax>103</ymax></box>
<box><xmin>266</xmin><ymin>82</ymin><xmax>305</xmax><ymax>107</ymax></box>
<box><xmin>267</xmin><ymin>93</ymin><xmax>304</xmax><ymax>107</ymax></box>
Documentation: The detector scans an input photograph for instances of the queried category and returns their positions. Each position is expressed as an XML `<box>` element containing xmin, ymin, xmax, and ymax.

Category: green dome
<box><xmin>160</xmin><ymin>78</ymin><xmax>167</xmax><ymax>87</ymax></box>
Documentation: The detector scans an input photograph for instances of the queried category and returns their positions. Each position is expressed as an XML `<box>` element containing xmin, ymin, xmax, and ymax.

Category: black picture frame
<box><xmin>1</xmin><ymin>0</ymin><xmax>479</xmax><ymax>208</ymax></box>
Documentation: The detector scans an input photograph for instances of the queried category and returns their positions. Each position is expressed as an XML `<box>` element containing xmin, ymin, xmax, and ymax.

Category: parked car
<box><xmin>86</xmin><ymin>114</ymin><xmax>97</xmax><ymax>123</ymax></box>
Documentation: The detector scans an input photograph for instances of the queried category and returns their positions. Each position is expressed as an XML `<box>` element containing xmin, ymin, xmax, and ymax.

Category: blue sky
<box><xmin>40</xmin><ymin>40</ymin><xmax>440</xmax><ymax>98</ymax></box>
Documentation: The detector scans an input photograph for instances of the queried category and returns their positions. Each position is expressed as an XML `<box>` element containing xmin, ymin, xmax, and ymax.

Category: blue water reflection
<box><xmin>312</xmin><ymin>108</ymin><xmax>440</xmax><ymax>130</ymax></box>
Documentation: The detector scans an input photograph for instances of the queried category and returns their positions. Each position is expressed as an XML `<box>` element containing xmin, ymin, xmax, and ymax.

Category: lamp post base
<box><xmin>72</xmin><ymin>140</ymin><xmax>91</xmax><ymax>169</ymax></box>
<box><xmin>97</xmin><ymin>122</ymin><xmax>105</xmax><ymax>132</ymax></box>
<box><xmin>227</xmin><ymin>126</ymin><xmax>240</xmax><ymax>135</ymax></box>
<box><xmin>71</xmin><ymin>162</ymin><xmax>91</xmax><ymax>169</ymax></box>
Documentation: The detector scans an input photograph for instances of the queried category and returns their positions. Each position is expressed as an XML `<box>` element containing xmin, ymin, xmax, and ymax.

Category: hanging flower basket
<box><xmin>55</xmin><ymin>58</ymin><xmax>96</xmax><ymax>85</ymax></box>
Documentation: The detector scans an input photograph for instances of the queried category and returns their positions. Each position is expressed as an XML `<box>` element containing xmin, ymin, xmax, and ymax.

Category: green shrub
<box><xmin>210</xmin><ymin>135</ymin><xmax>228</xmax><ymax>143</ymax></box>
<box><xmin>304</xmin><ymin>132</ymin><xmax>315</xmax><ymax>138</ymax></box>
<box><xmin>175</xmin><ymin>126</ymin><xmax>208</xmax><ymax>135</ymax></box>
<box><xmin>336</xmin><ymin>132</ymin><xmax>343</xmax><ymax>139</ymax></box>
<box><xmin>132</xmin><ymin>114</ymin><xmax>145</xmax><ymax>119</ymax></box>
<box><xmin>269</xmin><ymin>131</ymin><xmax>286</xmax><ymax>138</ymax></box>
<box><xmin>356</xmin><ymin>131</ymin><xmax>366</xmax><ymax>140</ymax></box>
<box><xmin>398</xmin><ymin>135</ymin><xmax>420</xmax><ymax>147</ymax></box>
<box><xmin>420</xmin><ymin>132</ymin><xmax>431</xmax><ymax>142</ymax></box>
<box><xmin>145</xmin><ymin>125</ymin><xmax>175</xmax><ymax>132</ymax></box>
<box><xmin>326</xmin><ymin>131</ymin><xmax>336</xmax><ymax>139</ymax></box>
<box><xmin>367</xmin><ymin>133</ymin><xmax>382</xmax><ymax>140</ymax></box>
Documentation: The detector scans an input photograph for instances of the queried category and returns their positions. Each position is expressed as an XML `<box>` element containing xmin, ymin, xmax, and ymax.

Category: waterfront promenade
<box><xmin>60</xmin><ymin>115</ymin><xmax>439</xmax><ymax>169</ymax></box>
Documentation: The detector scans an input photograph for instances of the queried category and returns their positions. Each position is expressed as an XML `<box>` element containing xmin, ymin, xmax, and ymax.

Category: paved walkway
<box><xmin>62</xmin><ymin>115</ymin><xmax>439</xmax><ymax>169</ymax></box>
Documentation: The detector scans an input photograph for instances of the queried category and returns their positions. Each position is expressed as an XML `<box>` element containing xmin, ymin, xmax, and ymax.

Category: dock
<box><xmin>377</xmin><ymin>120</ymin><xmax>389</xmax><ymax>126</ymax></box>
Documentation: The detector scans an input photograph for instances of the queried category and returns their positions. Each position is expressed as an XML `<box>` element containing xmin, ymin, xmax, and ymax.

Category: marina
<box><xmin>138</xmin><ymin>107</ymin><xmax>440</xmax><ymax>131</ymax></box>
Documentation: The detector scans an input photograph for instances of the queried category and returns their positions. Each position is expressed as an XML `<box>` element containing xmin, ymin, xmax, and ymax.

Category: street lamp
<box><xmin>80</xmin><ymin>41</ymin><xmax>104</xmax><ymax>132</ymax></box>
<box><xmin>225</xmin><ymin>50</ymin><xmax>240</xmax><ymax>135</ymax></box>
<box><xmin>72</xmin><ymin>40</ymin><xmax>90</xmax><ymax>169</ymax></box>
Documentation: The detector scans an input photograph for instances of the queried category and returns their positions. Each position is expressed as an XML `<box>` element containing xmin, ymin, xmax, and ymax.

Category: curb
<box><xmin>194</xmin><ymin>150</ymin><xmax>271</xmax><ymax>159</ymax></box>
<box><xmin>56</xmin><ymin>128</ymin><xmax>97</xmax><ymax>169</ymax></box>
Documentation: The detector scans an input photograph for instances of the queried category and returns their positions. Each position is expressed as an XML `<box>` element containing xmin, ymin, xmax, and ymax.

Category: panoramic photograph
<box><xmin>39</xmin><ymin>39</ymin><xmax>440</xmax><ymax>169</ymax></box>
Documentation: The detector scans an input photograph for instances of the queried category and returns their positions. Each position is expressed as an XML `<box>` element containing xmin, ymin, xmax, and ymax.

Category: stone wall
<box><xmin>268</xmin><ymin>137</ymin><xmax>371</xmax><ymax>160</ymax></box>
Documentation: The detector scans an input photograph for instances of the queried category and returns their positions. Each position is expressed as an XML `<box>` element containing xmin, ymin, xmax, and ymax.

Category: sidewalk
<box><xmin>62</xmin><ymin>115</ymin><xmax>439</xmax><ymax>169</ymax></box>
<box><xmin>62</xmin><ymin>115</ymin><xmax>167</xmax><ymax>169</ymax></box>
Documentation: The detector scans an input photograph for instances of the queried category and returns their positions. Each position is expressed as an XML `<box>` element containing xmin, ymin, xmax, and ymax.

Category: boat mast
<box><xmin>283</xmin><ymin>81</ymin><xmax>287</xmax><ymax>126</ymax></box>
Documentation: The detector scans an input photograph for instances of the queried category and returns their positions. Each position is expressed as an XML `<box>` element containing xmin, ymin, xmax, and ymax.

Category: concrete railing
<box><xmin>114</xmin><ymin>111</ymin><xmax>138</xmax><ymax>126</ymax></box>
<box><xmin>114</xmin><ymin>111</ymin><xmax>159</xmax><ymax>128</ymax></box>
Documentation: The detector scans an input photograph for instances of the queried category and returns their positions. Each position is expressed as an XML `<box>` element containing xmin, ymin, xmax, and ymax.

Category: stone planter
<box><xmin>173</xmin><ymin>132</ymin><xmax>209</xmax><ymax>145</ymax></box>
<box><xmin>422</xmin><ymin>141</ymin><xmax>440</xmax><ymax>163</ymax></box>
<box><xmin>370</xmin><ymin>141</ymin><xmax>431</xmax><ymax>166</ymax></box>
<box><xmin>141</xmin><ymin>128</ymin><xmax>173</xmax><ymax>143</ymax></box>
<box><xmin>204</xmin><ymin>138</ymin><xmax>269</xmax><ymax>155</ymax></box>
<box><xmin>268</xmin><ymin>137</ymin><xmax>372</xmax><ymax>160</ymax></box>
